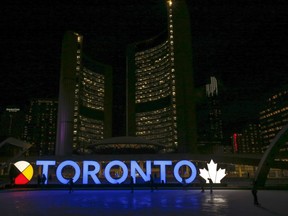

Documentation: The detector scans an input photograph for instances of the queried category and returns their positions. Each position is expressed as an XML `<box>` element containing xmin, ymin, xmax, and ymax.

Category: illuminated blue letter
<box><xmin>130</xmin><ymin>161</ymin><xmax>151</xmax><ymax>183</ymax></box>
<box><xmin>56</xmin><ymin>160</ymin><xmax>81</xmax><ymax>184</ymax></box>
<box><xmin>104</xmin><ymin>160</ymin><xmax>128</xmax><ymax>184</ymax></box>
<box><xmin>153</xmin><ymin>160</ymin><xmax>172</xmax><ymax>183</ymax></box>
<box><xmin>82</xmin><ymin>161</ymin><xmax>101</xmax><ymax>184</ymax></box>
<box><xmin>173</xmin><ymin>160</ymin><xmax>197</xmax><ymax>183</ymax></box>
<box><xmin>36</xmin><ymin>160</ymin><xmax>56</xmax><ymax>184</ymax></box>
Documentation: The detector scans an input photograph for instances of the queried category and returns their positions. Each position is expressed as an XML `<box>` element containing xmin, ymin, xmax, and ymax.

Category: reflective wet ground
<box><xmin>1</xmin><ymin>189</ymin><xmax>287</xmax><ymax>216</ymax></box>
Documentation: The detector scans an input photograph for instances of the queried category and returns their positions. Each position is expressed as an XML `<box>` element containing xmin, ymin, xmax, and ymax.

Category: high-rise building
<box><xmin>0</xmin><ymin>107</ymin><xmax>25</xmax><ymax>140</ymax></box>
<box><xmin>197</xmin><ymin>77</ymin><xmax>223</xmax><ymax>153</ymax></box>
<box><xmin>56</xmin><ymin>32</ymin><xmax>113</xmax><ymax>156</ymax></box>
<box><xmin>259</xmin><ymin>86</ymin><xmax>288</xmax><ymax>153</ymax></box>
<box><xmin>23</xmin><ymin>99</ymin><xmax>58</xmax><ymax>156</ymax></box>
<box><xmin>126</xmin><ymin>0</ymin><xmax>197</xmax><ymax>153</ymax></box>
<box><xmin>0</xmin><ymin>107</ymin><xmax>26</xmax><ymax>159</ymax></box>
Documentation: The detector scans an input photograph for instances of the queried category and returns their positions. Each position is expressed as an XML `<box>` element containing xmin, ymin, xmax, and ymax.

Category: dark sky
<box><xmin>1</xmin><ymin>0</ymin><xmax>288</xmax><ymax>131</ymax></box>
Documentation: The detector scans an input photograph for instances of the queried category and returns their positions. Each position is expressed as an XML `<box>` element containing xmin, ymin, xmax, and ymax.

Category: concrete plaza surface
<box><xmin>0</xmin><ymin>189</ymin><xmax>287</xmax><ymax>216</ymax></box>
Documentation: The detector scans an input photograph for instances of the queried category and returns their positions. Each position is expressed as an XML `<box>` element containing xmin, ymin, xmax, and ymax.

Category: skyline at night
<box><xmin>1</xmin><ymin>0</ymin><xmax>288</xmax><ymax>132</ymax></box>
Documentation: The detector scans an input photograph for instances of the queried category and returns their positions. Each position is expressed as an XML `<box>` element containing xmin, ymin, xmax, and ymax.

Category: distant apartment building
<box><xmin>197</xmin><ymin>77</ymin><xmax>223</xmax><ymax>153</ymax></box>
<box><xmin>232</xmin><ymin>123</ymin><xmax>263</xmax><ymax>154</ymax></box>
<box><xmin>0</xmin><ymin>107</ymin><xmax>26</xmax><ymax>159</ymax></box>
<box><xmin>23</xmin><ymin>99</ymin><xmax>58</xmax><ymax>156</ymax></box>
<box><xmin>0</xmin><ymin>107</ymin><xmax>25</xmax><ymax>139</ymax></box>
<box><xmin>259</xmin><ymin>86</ymin><xmax>288</xmax><ymax>152</ymax></box>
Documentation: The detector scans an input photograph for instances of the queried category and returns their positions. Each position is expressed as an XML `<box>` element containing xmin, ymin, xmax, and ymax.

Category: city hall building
<box><xmin>126</xmin><ymin>0</ymin><xmax>196</xmax><ymax>154</ymax></box>
<box><xmin>56</xmin><ymin>0</ymin><xmax>197</xmax><ymax>156</ymax></box>
<box><xmin>56</xmin><ymin>32</ymin><xmax>113</xmax><ymax>156</ymax></box>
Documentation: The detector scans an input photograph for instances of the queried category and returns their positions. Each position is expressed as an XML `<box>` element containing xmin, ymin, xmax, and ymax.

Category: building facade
<box><xmin>197</xmin><ymin>77</ymin><xmax>223</xmax><ymax>153</ymax></box>
<box><xmin>23</xmin><ymin>99</ymin><xmax>58</xmax><ymax>156</ymax></box>
<box><xmin>231</xmin><ymin>123</ymin><xmax>263</xmax><ymax>154</ymax></box>
<box><xmin>0</xmin><ymin>107</ymin><xmax>25</xmax><ymax>140</ymax></box>
<box><xmin>127</xmin><ymin>0</ymin><xmax>197</xmax><ymax>153</ymax></box>
<box><xmin>259</xmin><ymin>87</ymin><xmax>288</xmax><ymax>153</ymax></box>
<box><xmin>56</xmin><ymin>32</ymin><xmax>113</xmax><ymax>156</ymax></box>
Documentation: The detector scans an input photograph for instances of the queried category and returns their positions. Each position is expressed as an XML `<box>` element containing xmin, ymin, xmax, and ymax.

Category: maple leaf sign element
<box><xmin>199</xmin><ymin>160</ymin><xmax>226</xmax><ymax>183</ymax></box>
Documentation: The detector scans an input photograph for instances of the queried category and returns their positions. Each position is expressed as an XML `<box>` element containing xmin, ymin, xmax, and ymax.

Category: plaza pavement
<box><xmin>0</xmin><ymin>188</ymin><xmax>287</xmax><ymax>216</ymax></box>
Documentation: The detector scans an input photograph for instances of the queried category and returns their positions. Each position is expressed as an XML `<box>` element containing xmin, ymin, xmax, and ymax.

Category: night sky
<box><xmin>1</xmin><ymin>0</ymin><xmax>288</xmax><ymax>132</ymax></box>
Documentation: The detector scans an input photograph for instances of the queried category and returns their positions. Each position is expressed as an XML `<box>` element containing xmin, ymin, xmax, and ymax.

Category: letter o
<box><xmin>56</xmin><ymin>160</ymin><xmax>81</xmax><ymax>184</ymax></box>
<box><xmin>173</xmin><ymin>160</ymin><xmax>197</xmax><ymax>183</ymax></box>
<box><xmin>104</xmin><ymin>160</ymin><xmax>128</xmax><ymax>184</ymax></box>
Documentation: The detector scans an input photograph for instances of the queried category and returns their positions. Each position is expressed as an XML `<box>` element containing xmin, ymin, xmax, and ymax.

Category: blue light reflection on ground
<box><xmin>1</xmin><ymin>189</ymin><xmax>287</xmax><ymax>216</ymax></box>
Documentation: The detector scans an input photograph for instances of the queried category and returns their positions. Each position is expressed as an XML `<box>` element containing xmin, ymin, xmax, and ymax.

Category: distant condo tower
<box><xmin>126</xmin><ymin>0</ymin><xmax>197</xmax><ymax>153</ymax></box>
<box><xmin>56</xmin><ymin>31</ymin><xmax>112</xmax><ymax>156</ymax></box>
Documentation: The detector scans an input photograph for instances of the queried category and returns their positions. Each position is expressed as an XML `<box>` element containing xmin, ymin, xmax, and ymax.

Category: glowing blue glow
<box><xmin>56</xmin><ymin>160</ymin><xmax>81</xmax><ymax>184</ymax></box>
<box><xmin>82</xmin><ymin>161</ymin><xmax>101</xmax><ymax>184</ymax></box>
<box><xmin>173</xmin><ymin>160</ymin><xmax>197</xmax><ymax>183</ymax></box>
<box><xmin>36</xmin><ymin>160</ymin><xmax>56</xmax><ymax>184</ymax></box>
<box><xmin>130</xmin><ymin>161</ymin><xmax>151</xmax><ymax>183</ymax></box>
<box><xmin>153</xmin><ymin>160</ymin><xmax>172</xmax><ymax>183</ymax></box>
<box><xmin>104</xmin><ymin>160</ymin><xmax>128</xmax><ymax>184</ymax></box>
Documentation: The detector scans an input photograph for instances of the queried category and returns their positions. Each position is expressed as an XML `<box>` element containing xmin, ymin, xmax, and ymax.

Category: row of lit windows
<box><xmin>136</xmin><ymin>131</ymin><xmax>174</xmax><ymax>139</ymax></box>
<box><xmin>137</xmin><ymin>67</ymin><xmax>171</xmax><ymax>83</ymax></box>
<box><xmin>136</xmin><ymin>112</ymin><xmax>174</xmax><ymax>125</ymax></box>
<box><xmin>136</xmin><ymin>69</ymin><xmax>170</xmax><ymax>85</ymax></box>
<box><xmin>83</xmin><ymin>68</ymin><xmax>105</xmax><ymax>83</ymax></box>
<box><xmin>79</xmin><ymin>127</ymin><xmax>103</xmax><ymax>135</ymax></box>
<box><xmin>136</xmin><ymin>82</ymin><xmax>170</xmax><ymax>96</ymax></box>
<box><xmin>137</xmin><ymin>126</ymin><xmax>174</xmax><ymax>136</ymax></box>
<box><xmin>135</xmin><ymin>93</ymin><xmax>172</xmax><ymax>104</ymax></box>
<box><xmin>136</xmin><ymin>58</ymin><xmax>170</xmax><ymax>75</ymax></box>
<box><xmin>136</xmin><ymin>64</ymin><xmax>172</xmax><ymax>79</ymax></box>
<box><xmin>135</xmin><ymin>41</ymin><xmax>169</xmax><ymax>58</ymax></box>
<box><xmin>262</xmin><ymin>126</ymin><xmax>283</xmax><ymax>135</ymax></box>
<box><xmin>136</xmin><ymin>53</ymin><xmax>170</xmax><ymax>68</ymax></box>
<box><xmin>136</xmin><ymin>52</ymin><xmax>170</xmax><ymax>68</ymax></box>
<box><xmin>261</xmin><ymin>118</ymin><xmax>288</xmax><ymax>129</ymax></box>
<box><xmin>81</xmin><ymin>101</ymin><xmax>104</xmax><ymax>111</ymax></box>
<box><xmin>260</xmin><ymin>106</ymin><xmax>288</xmax><ymax>119</ymax></box>
<box><xmin>81</xmin><ymin>86</ymin><xmax>104</xmax><ymax>97</ymax></box>
<box><xmin>135</xmin><ymin>105</ymin><xmax>177</xmax><ymax>147</ymax></box>
<box><xmin>74</xmin><ymin>134</ymin><xmax>104</xmax><ymax>150</ymax></box>
<box><xmin>78</xmin><ymin>115</ymin><xmax>104</xmax><ymax>129</ymax></box>
<box><xmin>80</xmin><ymin>88</ymin><xmax>105</xmax><ymax>108</ymax></box>
<box><xmin>136</xmin><ymin>82</ymin><xmax>170</xmax><ymax>93</ymax></box>
<box><xmin>77</xmin><ymin>134</ymin><xmax>103</xmax><ymax>142</ymax></box>
<box><xmin>73</xmin><ymin>116</ymin><xmax>104</xmax><ymax>148</ymax></box>
<box><xmin>136</xmin><ymin>50</ymin><xmax>169</xmax><ymax>64</ymax></box>
<box><xmin>137</xmin><ymin>121</ymin><xmax>174</xmax><ymax>131</ymax></box>
<box><xmin>82</xmin><ymin>83</ymin><xmax>104</xmax><ymax>93</ymax></box>
<box><xmin>80</xmin><ymin>67</ymin><xmax>105</xmax><ymax>111</ymax></box>
<box><xmin>136</xmin><ymin>70</ymin><xmax>171</xmax><ymax>89</ymax></box>
<box><xmin>82</xmin><ymin>77</ymin><xmax>101</xmax><ymax>86</ymax></box>
<box><xmin>135</xmin><ymin>90</ymin><xmax>171</xmax><ymax>104</ymax></box>
<box><xmin>136</xmin><ymin>106</ymin><xmax>172</xmax><ymax>118</ymax></box>
<box><xmin>73</xmin><ymin>115</ymin><xmax>104</xmax><ymax>135</ymax></box>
